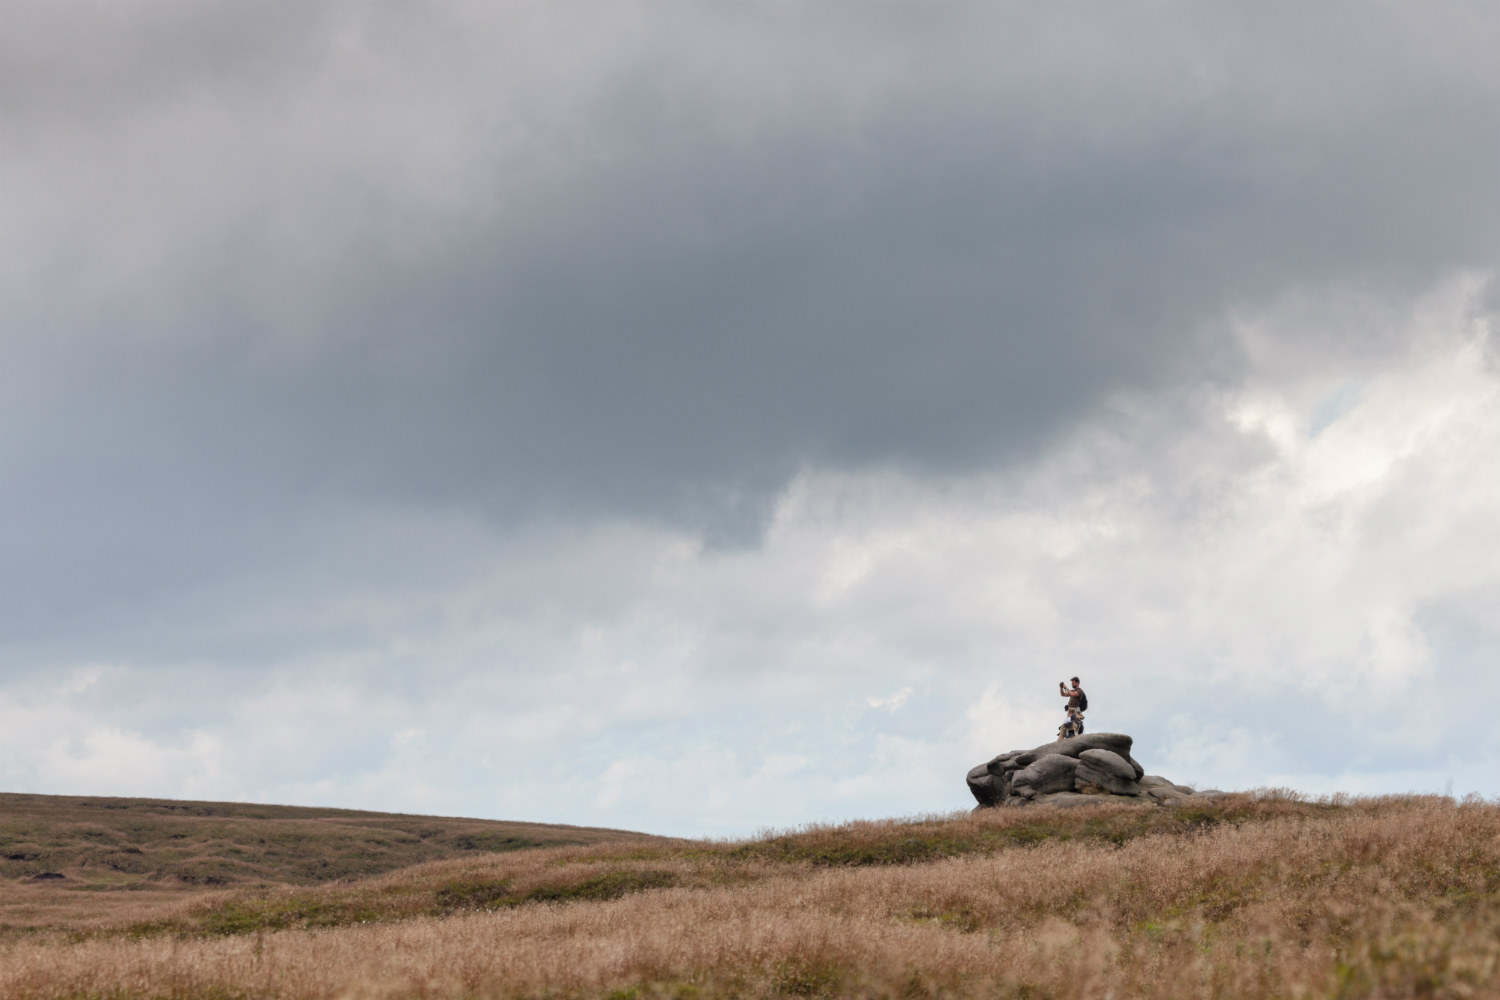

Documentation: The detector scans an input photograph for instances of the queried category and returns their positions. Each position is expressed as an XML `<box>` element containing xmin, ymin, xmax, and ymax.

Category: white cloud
<box><xmin>867</xmin><ymin>687</ymin><xmax>913</xmax><ymax>712</ymax></box>
<box><xmin>0</xmin><ymin>667</ymin><xmax>232</xmax><ymax>800</ymax></box>
<box><xmin>2</xmin><ymin>279</ymin><xmax>1495</xmax><ymax>832</ymax></box>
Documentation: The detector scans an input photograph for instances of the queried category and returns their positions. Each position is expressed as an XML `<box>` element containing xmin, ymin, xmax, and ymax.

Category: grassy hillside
<box><xmin>1</xmin><ymin>792</ymin><xmax>1496</xmax><ymax>999</ymax></box>
<box><xmin>0</xmin><ymin>792</ymin><xmax>661</xmax><ymax>889</ymax></box>
<box><xmin>0</xmin><ymin>791</ymin><xmax>666</xmax><ymax>940</ymax></box>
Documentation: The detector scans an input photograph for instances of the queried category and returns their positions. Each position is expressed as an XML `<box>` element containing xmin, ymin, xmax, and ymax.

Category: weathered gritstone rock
<box><xmin>1011</xmin><ymin>732</ymin><xmax>1134</xmax><ymax>768</ymax></box>
<box><xmin>1074</xmin><ymin>750</ymin><xmax>1143</xmax><ymax>796</ymax></box>
<box><xmin>966</xmin><ymin>764</ymin><xmax>1006</xmax><ymax>807</ymax></box>
<box><xmin>1010</xmin><ymin>753</ymin><xmax>1079</xmax><ymax>799</ymax></box>
<box><xmin>967</xmin><ymin>733</ymin><xmax>1217</xmax><ymax>809</ymax></box>
<box><xmin>1078</xmin><ymin>749</ymin><xmax>1137</xmax><ymax>782</ymax></box>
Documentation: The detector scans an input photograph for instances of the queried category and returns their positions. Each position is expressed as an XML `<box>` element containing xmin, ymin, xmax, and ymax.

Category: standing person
<box><xmin>1059</xmin><ymin>677</ymin><xmax>1087</xmax><ymax>736</ymax></box>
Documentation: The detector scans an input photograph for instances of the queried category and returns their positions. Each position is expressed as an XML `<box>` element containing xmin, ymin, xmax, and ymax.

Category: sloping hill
<box><xmin>2</xmin><ymin>793</ymin><xmax>1497</xmax><ymax>999</ymax></box>
<box><xmin>0</xmin><ymin>792</ymin><xmax>662</xmax><ymax>889</ymax></box>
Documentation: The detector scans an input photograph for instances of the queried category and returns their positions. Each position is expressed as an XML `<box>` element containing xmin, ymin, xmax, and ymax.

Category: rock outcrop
<box><xmin>967</xmin><ymin>733</ymin><xmax>1220</xmax><ymax>808</ymax></box>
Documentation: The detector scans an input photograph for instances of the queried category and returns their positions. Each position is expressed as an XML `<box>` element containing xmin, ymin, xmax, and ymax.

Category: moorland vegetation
<box><xmin>1</xmin><ymin>791</ymin><xmax>1496</xmax><ymax>999</ymax></box>
<box><xmin>0</xmin><ymin>792</ymin><xmax>661</xmax><ymax>937</ymax></box>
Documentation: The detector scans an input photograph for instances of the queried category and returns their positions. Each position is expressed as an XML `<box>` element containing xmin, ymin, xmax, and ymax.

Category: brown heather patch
<box><xmin>0</xmin><ymin>793</ymin><xmax>1496</xmax><ymax>999</ymax></box>
<box><xmin>0</xmin><ymin>792</ymin><xmax>667</xmax><ymax>938</ymax></box>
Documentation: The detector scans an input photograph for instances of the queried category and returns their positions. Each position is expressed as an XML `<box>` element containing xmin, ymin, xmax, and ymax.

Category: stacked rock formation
<box><xmin>967</xmin><ymin>732</ymin><xmax>1212</xmax><ymax>808</ymax></box>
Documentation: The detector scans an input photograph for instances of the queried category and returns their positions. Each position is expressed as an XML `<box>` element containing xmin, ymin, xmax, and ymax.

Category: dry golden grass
<box><xmin>0</xmin><ymin>792</ymin><xmax>666</xmax><ymax>937</ymax></box>
<box><xmin>1</xmin><ymin>793</ymin><xmax>1496</xmax><ymax>999</ymax></box>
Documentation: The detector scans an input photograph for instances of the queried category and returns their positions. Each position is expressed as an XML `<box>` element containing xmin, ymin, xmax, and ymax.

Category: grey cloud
<box><xmin>3</xmin><ymin>2</ymin><xmax>1499</xmax><ymax>643</ymax></box>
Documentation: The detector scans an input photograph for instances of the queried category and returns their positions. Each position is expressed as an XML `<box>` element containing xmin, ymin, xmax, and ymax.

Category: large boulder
<box><xmin>1011</xmin><ymin>733</ymin><xmax>1134</xmax><ymax>768</ymax></box>
<box><xmin>967</xmin><ymin>733</ymin><xmax>1214</xmax><ymax>808</ymax></box>
<box><xmin>1010</xmin><ymin>753</ymin><xmax>1079</xmax><ymax>798</ymax></box>
<box><xmin>967</xmin><ymin>764</ymin><xmax>1008</xmax><ymax>807</ymax></box>
<box><xmin>1074</xmin><ymin>749</ymin><xmax>1143</xmax><ymax>796</ymax></box>
<box><xmin>1078</xmin><ymin>749</ymin><xmax>1137</xmax><ymax>781</ymax></box>
<box><xmin>986</xmin><ymin>751</ymin><xmax>1023</xmax><ymax>775</ymax></box>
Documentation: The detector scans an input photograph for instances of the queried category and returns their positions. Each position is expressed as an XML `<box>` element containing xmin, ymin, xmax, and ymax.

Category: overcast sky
<box><xmin>2</xmin><ymin>2</ymin><xmax>1497</xmax><ymax>836</ymax></box>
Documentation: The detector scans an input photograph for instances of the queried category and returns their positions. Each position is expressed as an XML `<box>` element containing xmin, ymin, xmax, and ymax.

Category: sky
<box><xmin>2</xmin><ymin>2</ymin><xmax>1497</xmax><ymax>837</ymax></box>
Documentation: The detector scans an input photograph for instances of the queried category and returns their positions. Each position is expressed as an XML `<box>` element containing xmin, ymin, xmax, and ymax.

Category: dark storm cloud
<box><xmin>3</xmin><ymin>2</ymin><xmax>1498</xmax><ymax>640</ymax></box>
